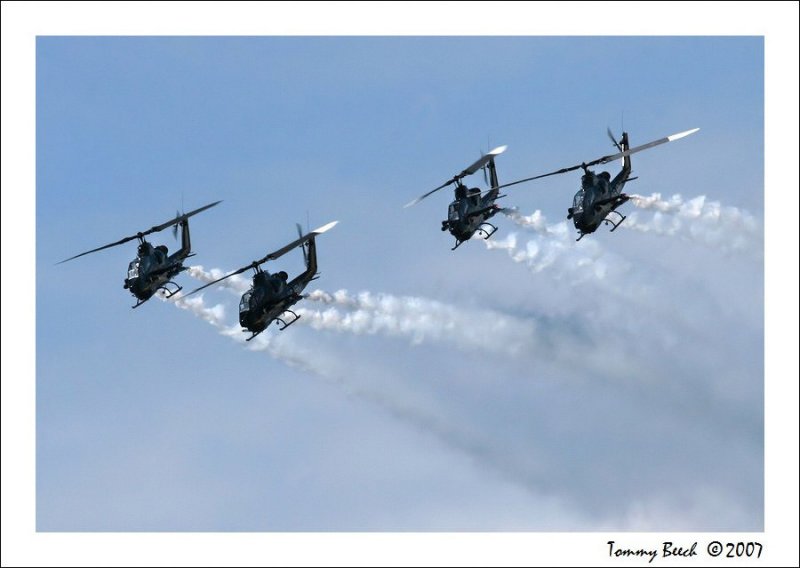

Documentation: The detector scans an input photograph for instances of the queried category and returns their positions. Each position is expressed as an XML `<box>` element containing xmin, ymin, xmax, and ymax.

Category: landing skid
<box><xmin>139</xmin><ymin>281</ymin><xmax>183</xmax><ymax>308</ymax></box>
<box><xmin>477</xmin><ymin>222</ymin><xmax>498</xmax><ymax>240</ymax></box>
<box><xmin>603</xmin><ymin>210</ymin><xmax>627</xmax><ymax>232</ymax></box>
<box><xmin>452</xmin><ymin>223</ymin><xmax>498</xmax><ymax>250</ymax></box>
<box><xmin>275</xmin><ymin>309</ymin><xmax>301</xmax><ymax>331</ymax></box>
<box><xmin>245</xmin><ymin>329</ymin><xmax>264</xmax><ymax>342</ymax></box>
<box><xmin>158</xmin><ymin>281</ymin><xmax>183</xmax><ymax>298</ymax></box>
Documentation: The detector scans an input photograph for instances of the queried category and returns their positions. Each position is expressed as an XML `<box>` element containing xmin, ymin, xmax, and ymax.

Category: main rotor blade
<box><xmin>57</xmin><ymin>200</ymin><xmax>222</xmax><ymax>264</ymax></box>
<box><xmin>57</xmin><ymin>233</ymin><xmax>142</xmax><ymax>264</ymax></box>
<box><xmin>495</xmin><ymin>128</ymin><xmax>699</xmax><ymax>191</ymax></box>
<box><xmin>493</xmin><ymin>164</ymin><xmax>584</xmax><ymax>191</ymax></box>
<box><xmin>404</xmin><ymin>179</ymin><xmax>456</xmax><ymax>208</ymax></box>
<box><xmin>586</xmin><ymin>127</ymin><xmax>700</xmax><ymax>168</ymax></box>
<box><xmin>257</xmin><ymin>220</ymin><xmax>339</xmax><ymax>264</ymax></box>
<box><xmin>404</xmin><ymin>145</ymin><xmax>508</xmax><ymax>208</ymax></box>
<box><xmin>147</xmin><ymin>200</ymin><xmax>222</xmax><ymax>235</ymax></box>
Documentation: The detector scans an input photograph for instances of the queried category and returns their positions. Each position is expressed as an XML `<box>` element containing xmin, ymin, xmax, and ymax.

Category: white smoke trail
<box><xmin>629</xmin><ymin>193</ymin><xmax>684</xmax><ymax>213</ymax></box>
<box><xmin>494</xmin><ymin>208</ymin><xmax>614</xmax><ymax>279</ymax></box>
<box><xmin>491</xmin><ymin>208</ymin><xmax>732</xmax><ymax>343</ymax></box>
<box><xmin>180</xmin><ymin>267</ymin><xmax>657</xmax><ymax>384</ymax></box>
<box><xmin>186</xmin><ymin>266</ymin><xmax>543</xmax><ymax>357</ymax></box>
<box><xmin>301</xmin><ymin>288</ymin><xmax>665</xmax><ymax>390</ymax></box>
<box><xmin>299</xmin><ymin>289</ymin><xmax>539</xmax><ymax>356</ymax></box>
<box><xmin>483</xmin><ymin>212</ymin><xmax>613</xmax><ymax>282</ymax></box>
<box><xmin>627</xmin><ymin>193</ymin><xmax>762</xmax><ymax>254</ymax></box>
<box><xmin>495</xmin><ymin>192</ymin><xmax>761</xmax><ymax>276</ymax></box>
<box><xmin>186</xmin><ymin>265</ymin><xmax>251</xmax><ymax>294</ymax></box>
<box><xmin>183</xmin><ymin>266</ymin><xmax>627</xmax><ymax>381</ymax></box>
<box><xmin>170</xmin><ymin>293</ymin><xmax>227</xmax><ymax>328</ymax></box>
<box><xmin>501</xmin><ymin>207</ymin><xmax>554</xmax><ymax>236</ymax></box>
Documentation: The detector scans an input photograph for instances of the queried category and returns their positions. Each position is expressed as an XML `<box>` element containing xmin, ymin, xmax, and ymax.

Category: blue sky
<box><xmin>33</xmin><ymin>34</ymin><xmax>767</xmax><ymax>534</ymax></box>
<box><xmin>0</xmin><ymin>2</ymin><xmax>795</xmax><ymax>565</ymax></box>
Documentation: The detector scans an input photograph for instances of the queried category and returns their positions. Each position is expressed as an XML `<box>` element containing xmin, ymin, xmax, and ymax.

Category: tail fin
<box><xmin>610</xmin><ymin>132</ymin><xmax>632</xmax><ymax>192</ymax></box>
<box><xmin>620</xmin><ymin>132</ymin><xmax>631</xmax><ymax>173</ymax></box>
<box><xmin>486</xmin><ymin>156</ymin><xmax>500</xmax><ymax>189</ymax></box>
<box><xmin>178</xmin><ymin>219</ymin><xmax>191</xmax><ymax>257</ymax></box>
<box><xmin>305</xmin><ymin>235</ymin><xmax>318</xmax><ymax>276</ymax></box>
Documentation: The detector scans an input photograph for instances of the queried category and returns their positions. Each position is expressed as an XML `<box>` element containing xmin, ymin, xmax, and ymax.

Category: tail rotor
<box><xmin>172</xmin><ymin>210</ymin><xmax>181</xmax><ymax>240</ymax></box>
<box><xmin>296</xmin><ymin>223</ymin><xmax>309</xmax><ymax>266</ymax></box>
<box><xmin>607</xmin><ymin>127</ymin><xmax>623</xmax><ymax>152</ymax></box>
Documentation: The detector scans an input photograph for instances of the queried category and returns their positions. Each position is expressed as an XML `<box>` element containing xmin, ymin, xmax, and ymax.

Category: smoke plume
<box><xmin>626</xmin><ymin>193</ymin><xmax>762</xmax><ymax>254</ymax></box>
<box><xmin>300</xmin><ymin>289</ymin><xmax>539</xmax><ymax>356</ymax></box>
<box><xmin>482</xmin><ymin>208</ymin><xmax>613</xmax><ymax>281</ymax></box>
<box><xmin>186</xmin><ymin>266</ymin><xmax>543</xmax><ymax>357</ymax></box>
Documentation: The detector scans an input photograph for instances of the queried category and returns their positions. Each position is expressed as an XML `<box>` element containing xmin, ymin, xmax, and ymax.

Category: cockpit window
<box><xmin>127</xmin><ymin>259</ymin><xmax>140</xmax><ymax>279</ymax></box>
<box><xmin>572</xmin><ymin>190</ymin><xmax>584</xmax><ymax>214</ymax></box>
<box><xmin>239</xmin><ymin>291</ymin><xmax>252</xmax><ymax>314</ymax></box>
<box><xmin>448</xmin><ymin>202</ymin><xmax>459</xmax><ymax>221</ymax></box>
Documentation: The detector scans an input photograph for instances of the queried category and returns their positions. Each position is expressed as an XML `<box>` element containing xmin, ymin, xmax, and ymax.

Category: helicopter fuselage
<box><xmin>238</xmin><ymin>237</ymin><xmax>320</xmax><ymax>337</ymax></box>
<box><xmin>124</xmin><ymin>250</ymin><xmax>188</xmax><ymax>301</ymax></box>
<box><xmin>59</xmin><ymin>200</ymin><xmax>220</xmax><ymax>308</ymax></box>
<box><xmin>123</xmin><ymin>219</ymin><xmax>192</xmax><ymax>305</ymax></box>
<box><xmin>238</xmin><ymin>272</ymin><xmax>299</xmax><ymax>332</ymax></box>
<box><xmin>408</xmin><ymin>144</ymin><xmax>506</xmax><ymax>251</ymax></box>
<box><xmin>443</xmin><ymin>188</ymin><xmax>502</xmax><ymax>240</ymax></box>
<box><xmin>567</xmin><ymin>133</ymin><xmax>632</xmax><ymax>239</ymax></box>
<box><xmin>441</xmin><ymin>159</ymin><xmax>504</xmax><ymax>250</ymax></box>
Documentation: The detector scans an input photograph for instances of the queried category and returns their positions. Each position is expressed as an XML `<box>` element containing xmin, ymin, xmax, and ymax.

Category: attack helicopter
<box><xmin>58</xmin><ymin>201</ymin><xmax>221</xmax><ymax>308</ymax></box>
<box><xmin>185</xmin><ymin>220</ymin><xmax>338</xmax><ymax>340</ymax></box>
<box><xmin>405</xmin><ymin>145</ymin><xmax>510</xmax><ymax>250</ymax></box>
<box><xmin>493</xmin><ymin>128</ymin><xmax>699</xmax><ymax>240</ymax></box>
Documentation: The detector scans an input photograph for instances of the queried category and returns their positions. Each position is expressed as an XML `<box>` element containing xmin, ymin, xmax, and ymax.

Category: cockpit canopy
<box><xmin>127</xmin><ymin>258</ymin><xmax>140</xmax><ymax>280</ymax></box>
<box><xmin>239</xmin><ymin>290</ymin><xmax>252</xmax><ymax>314</ymax></box>
<box><xmin>572</xmin><ymin>189</ymin><xmax>585</xmax><ymax>215</ymax></box>
<box><xmin>448</xmin><ymin>201</ymin><xmax>460</xmax><ymax>222</ymax></box>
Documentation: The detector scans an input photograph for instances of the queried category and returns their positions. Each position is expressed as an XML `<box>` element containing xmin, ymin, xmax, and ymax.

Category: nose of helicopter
<box><xmin>570</xmin><ymin>210</ymin><xmax>595</xmax><ymax>234</ymax></box>
<box><xmin>124</xmin><ymin>277</ymin><xmax>152</xmax><ymax>300</ymax></box>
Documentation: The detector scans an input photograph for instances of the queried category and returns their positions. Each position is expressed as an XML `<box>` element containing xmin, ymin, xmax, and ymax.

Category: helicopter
<box><xmin>185</xmin><ymin>220</ymin><xmax>338</xmax><ymax>341</ymax></box>
<box><xmin>405</xmin><ymin>145</ymin><xmax>510</xmax><ymax>250</ymax></box>
<box><xmin>492</xmin><ymin>127</ymin><xmax>700</xmax><ymax>240</ymax></box>
<box><xmin>58</xmin><ymin>201</ymin><xmax>221</xmax><ymax>308</ymax></box>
